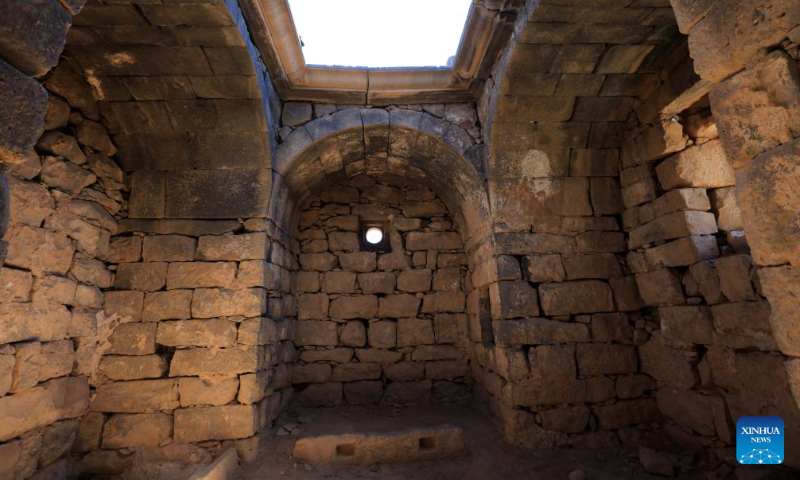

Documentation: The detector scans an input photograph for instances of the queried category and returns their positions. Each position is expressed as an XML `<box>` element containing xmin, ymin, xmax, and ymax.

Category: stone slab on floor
<box><xmin>293</xmin><ymin>425</ymin><xmax>468</xmax><ymax>466</ymax></box>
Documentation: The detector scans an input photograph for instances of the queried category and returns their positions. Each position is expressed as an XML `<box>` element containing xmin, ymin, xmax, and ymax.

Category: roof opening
<box><xmin>287</xmin><ymin>0</ymin><xmax>472</xmax><ymax>69</ymax></box>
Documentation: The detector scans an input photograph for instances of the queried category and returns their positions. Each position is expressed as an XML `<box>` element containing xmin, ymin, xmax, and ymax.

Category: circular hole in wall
<box><xmin>365</xmin><ymin>227</ymin><xmax>384</xmax><ymax>244</ymax></box>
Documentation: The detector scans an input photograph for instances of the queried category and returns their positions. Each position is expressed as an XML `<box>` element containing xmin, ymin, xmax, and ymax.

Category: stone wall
<box><xmin>620</xmin><ymin>93</ymin><xmax>800</xmax><ymax>465</ymax></box>
<box><xmin>667</xmin><ymin>0</ymin><xmax>800</xmax><ymax>469</ymax></box>
<box><xmin>1</xmin><ymin>60</ymin><xmax>118</xmax><ymax>479</ymax></box>
<box><xmin>292</xmin><ymin>174</ymin><xmax>471</xmax><ymax>407</ymax></box>
<box><xmin>83</xmin><ymin>217</ymin><xmax>296</xmax><ymax>475</ymax></box>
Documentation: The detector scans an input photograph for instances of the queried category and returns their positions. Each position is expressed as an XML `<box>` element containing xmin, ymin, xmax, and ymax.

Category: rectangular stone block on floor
<box><xmin>293</xmin><ymin>425</ymin><xmax>467</xmax><ymax>466</ymax></box>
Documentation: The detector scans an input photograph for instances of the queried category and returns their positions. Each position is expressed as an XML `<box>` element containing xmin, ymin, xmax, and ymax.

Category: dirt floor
<box><xmin>234</xmin><ymin>404</ymin><xmax>787</xmax><ymax>480</ymax></box>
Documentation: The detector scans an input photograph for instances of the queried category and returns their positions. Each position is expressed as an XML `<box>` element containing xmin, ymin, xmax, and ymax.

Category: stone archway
<box><xmin>268</xmin><ymin>107</ymin><xmax>496</xmax><ymax>408</ymax></box>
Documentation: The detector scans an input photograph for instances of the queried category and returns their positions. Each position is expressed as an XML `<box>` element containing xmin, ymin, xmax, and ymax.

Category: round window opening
<box><xmin>365</xmin><ymin>227</ymin><xmax>384</xmax><ymax>244</ymax></box>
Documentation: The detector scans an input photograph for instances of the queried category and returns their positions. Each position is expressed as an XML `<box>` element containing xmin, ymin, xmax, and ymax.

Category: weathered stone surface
<box><xmin>142</xmin><ymin>235</ymin><xmax>196</xmax><ymax>262</ymax></box>
<box><xmin>102</xmin><ymin>413</ymin><xmax>172</xmax><ymax>449</ymax></box>
<box><xmin>539</xmin><ymin>281</ymin><xmax>614</xmax><ymax>315</ymax></box>
<box><xmin>142</xmin><ymin>290</ymin><xmax>192</xmax><ymax>322</ymax></box>
<box><xmin>0</xmin><ymin>377</ymin><xmax>87</xmax><ymax>443</ymax></box>
<box><xmin>659</xmin><ymin>306</ymin><xmax>714</xmax><ymax>348</ymax></box>
<box><xmin>758</xmin><ymin>266</ymin><xmax>800</xmax><ymax>356</ymax></box>
<box><xmin>297</xmin><ymin>382</ymin><xmax>343</xmax><ymax>407</ymax></box>
<box><xmin>191</xmin><ymin>288</ymin><xmax>266</xmax><ymax>318</ymax></box>
<box><xmin>635</xmin><ymin>269</ymin><xmax>685</xmax><ymax>306</ymax></box>
<box><xmin>735</xmin><ymin>138</ymin><xmax>800</xmax><ymax>267</ymax></box>
<box><xmin>321</xmin><ymin>271</ymin><xmax>357</xmax><ymax>294</ymax></box>
<box><xmin>421</xmin><ymin>292</ymin><xmax>465</xmax><ymax>313</ymax></box>
<box><xmin>91</xmin><ymin>378</ymin><xmax>180</xmax><ymax>414</ymax></box>
<box><xmin>368</xmin><ymin>321</ymin><xmax>396</xmax><ymax>348</ymax></box>
<box><xmin>397</xmin><ymin>318</ymin><xmax>435</xmax><ymax>347</ymax></box>
<box><xmin>41</xmin><ymin>157</ymin><xmax>96</xmax><ymax>194</ymax></box>
<box><xmin>115</xmin><ymin>262</ymin><xmax>167</xmax><ymax>292</ymax></box>
<box><xmin>628</xmin><ymin>211</ymin><xmax>718</xmax><ymax>249</ymax></box>
<box><xmin>293</xmin><ymin>364</ymin><xmax>333</xmax><ymax>384</ymax></box>
<box><xmin>405</xmin><ymin>232</ymin><xmax>463</xmax><ymax>251</ymax></box>
<box><xmin>175</xmin><ymin>405</ymin><xmax>258</xmax><ymax>442</ymax></box>
<box><xmin>494</xmin><ymin>318</ymin><xmax>590</xmax><ymax>347</ymax></box>
<box><xmin>37</xmin><ymin>131</ymin><xmax>86</xmax><ymax>165</ymax></box>
<box><xmin>296</xmin><ymin>320</ymin><xmax>338</xmax><ymax>346</ymax></box>
<box><xmin>656</xmin><ymin>141</ymin><xmax>734</xmax><ymax>190</ymax></box>
<box><xmin>521</xmin><ymin>254</ymin><xmax>566</xmax><ymax>283</ymax></box>
<box><xmin>103</xmin><ymin>290</ymin><xmax>144</xmax><ymax>323</ymax></box>
<box><xmin>338</xmin><ymin>252</ymin><xmax>377</xmax><ymax>272</ymax></box>
<box><xmin>170</xmin><ymin>346</ymin><xmax>261</xmax><ymax>376</ymax></box>
<box><xmin>595</xmin><ymin>398</ymin><xmax>660</xmax><ymax>430</ymax></box>
<box><xmin>577</xmin><ymin>344</ymin><xmax>637</xmax><ymax>376</ymax></box>
<box><xmin>656</xmin><ymin>387</ymin><xmax>726</xmax><ymax>438</ymax></box>
<box><xmin>197</xmin><ymin>233</ymin><xmax>268</xmax><ymax>261</ymax></box>
<box><xmin>712</xmin><ymin>302</ymin><xmax>775</xmax><ymax>350</ymax></box>
<box><xmin>0</xmin><ymin>301</ymin><xmax>71</xmax><ymax>345</ymax></box>
<box><xmin>709</xmin><ymin>52</ymin><xmax>800</xmax><ymax>168</ymax></box>
<box><xmin>0</xmin><ymin>58</ymin><xmax>48</xmax><ymax>164</ymax></box>
<box><xmin>644</xmin><ymin>236</ymin><xmax>719</xmax><ymax>269</ymax></box>
<box><xmin>156</xmin><ymin>319</ymin><xmax>237</xmax><ymax>347</ymax></box>
<box><xmin>330</xmin><ymin>295</ymin><xmax>378</xmax><ymax>319</ymax></box>
<box><xmin>100</xmin><ymin>355</ymin><xmax>167</xmax><ymax>381</ymax></box>
<box><xmin>379</xmin><ymin>294</ymin><xmax>420</xmax><ymax>318</ymax></box>
<box><xmin>490</xmin><ymin>281</ymin><xmax>540</xmax><ymax>319</ymax></box>
<box><xmin>397</xmin><ymin>269</ymin><xmax>432</xmax><ymax>292</ymax></box>
<box><xmin>299</xmin><ymin>252</ymin><xmax>338</xmax><ymax>271</ymax></box>
<box><xmin>107</xmin><ymin>322</ymin><xmax>157</xmax><ymax>356</ymax></box>
<box><xmin>179</xmin><ymin>376</ymin><xmax>239</xmax><ymax>407</ymax></box>
<box><xmin>358</xmin><ymin>272</ymin><xmax>396</xmax><ymax>294</ymax></box>
<box><xmin>715</xmin><ymin>255</ymin><xmax>755</xmax><ymax>302</ymax></box>
<box><xmin>639</xmin><ymin>333</ymin><xmax>696</xmax><ymax>389</ymax></box>
<box><xmin>331</xmin><ymin>363</ymin><xmax>381</xmax><ymax>382</ymax></box>
<box><xmin>340</xmin><ymin>321</ymin><xmax>367</xmax><ymax>347</ymax></box>
<box><xmin>344</xmin><ymin>381</ymin><xmax>384</xmax><ymax>405</ymax></box>
<box><xmin>6</xmin><ymin>225</ymin><xmax>74</xmax><ymax>275</ymax></box>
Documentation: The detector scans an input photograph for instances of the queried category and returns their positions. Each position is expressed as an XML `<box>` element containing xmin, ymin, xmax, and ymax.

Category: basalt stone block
<box><xmin>165</xmin><ymin>169</ymin><xmax>271</xmax><ymax>219</ymax></box>
<box><xmin>678</xmin><ymin>1</ymin><xmax>800</xmax><ymax>83</ymax></box>
<box><xmin>191</xmin><ymin>288</ymin><xmax>266</xmax><ymax>318</ymax></box>
<box><xmin>197</xmin><ymin>233</ymin><xmax>268</xmax><ymax>261</ymax></box>
<box><xmin>99</xmin><ymin>355</ymin><xmax>167</xmax><ymax>381</ymax></box>
<box><xmin>736</xmin><ymin>139</ymin><xmax>800</xmax><ymax>267</ymax></box>
<box><xmin>329</xmin><ymin>295</ymin><xmax>378</xmax><ymax>319</ymax></box>
<box><xmin>0</xmin><ymin>377</ymin><xmax>88</xmax><ymax>442</ymax></box>
<box><xmin>379</xmin><ymin>294</ymin><xmax>420</xmax><ymax>318</ymax></box>
<box><xmin>0</xmin><ymin>0</ymin><xmax>71</xmax><ymax>77</ymax></box>
<box><xmin>0</xmin><ymin>59</ymin><xmax>47</xmax><ymax>165</ymax></box>
<box><xmin>179</xmin><ymin>376</ymin><xmax>239</xmax><ymax>408</ymax></box>
<box><xmin>489</xmin><ymin>281</ymin><xmax>539</xmax><ymax>319</ymax></box>
<box><xmin>174</xmin><ymin>405</ymin><xmax>258</xmax><ymax>443</ymax></box>
<box><xmin>639</xmin><ymin>332</ymin><xmax>696</xmax><ymax>389</ymax></box>
<box><xmin>577</xmin><ymin>344</ymin><xmax>637</xmax><ymax>376</ymax></box>
<box><xmin>538</xmin><ymin>281</ymin><xmax>614</xmax><ymax>315</ymax></box>
<box><xmin>397</xmin><ymin>318</ymin><xmax>434</xmax><ymax>347</ymax></box>
<box><xmin>170</xmin><ymin>346</ymin><xmax>262</xmax><ymax>377</ymax></box>
<box><xmin>102</xmin><ymin>413</ymin><xmax>172</xmax><ymax>449</ymax></box>
<box><xmin>91</xmin><ymin>379</ymin><xmax>178</xmax><ymax>414</ymax></box>
<box><xmin>156</xmin><ymin>319</ymin><xmax>237</xmax><ymax>347</ymax></box>
<box><xmin>656</xmin><ymin>140</ymin><xmax>735</xmax><ymax>190</ymax></box>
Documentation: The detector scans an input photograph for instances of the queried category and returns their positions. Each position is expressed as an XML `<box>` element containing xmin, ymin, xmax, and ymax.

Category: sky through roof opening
<box><xmin>287</xmin><ymin>0</ymin><xmax>473</xmax><ymax>69</ymax></box>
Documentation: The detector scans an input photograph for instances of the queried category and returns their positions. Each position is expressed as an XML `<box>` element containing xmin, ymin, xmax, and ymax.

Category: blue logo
<box><xmin>737</xmin><ymin>417</ymin><xmax>784</xmax><ymax>465</ymax></box>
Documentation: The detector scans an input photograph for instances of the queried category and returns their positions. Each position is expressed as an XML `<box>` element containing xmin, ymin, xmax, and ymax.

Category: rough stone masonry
<box><xmin>1</xmin><ymin>0</ymin><xmax>800</xmax><ymax>478</ymax></box>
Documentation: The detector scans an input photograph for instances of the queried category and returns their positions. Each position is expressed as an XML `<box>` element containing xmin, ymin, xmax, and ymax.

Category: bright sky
<box><xmin>287</xmin><ymin>0</ymin><xmax>472</xmax><ymax>69</ymax></box>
